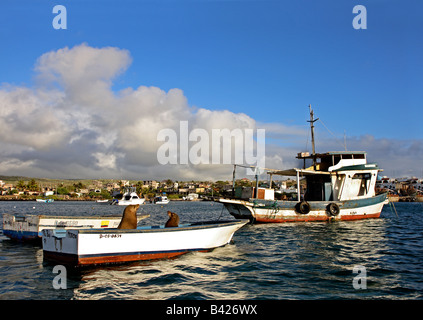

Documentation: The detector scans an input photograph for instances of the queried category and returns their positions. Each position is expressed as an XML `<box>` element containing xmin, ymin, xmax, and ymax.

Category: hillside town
<box><xmin>375</xmin><ymin>176</ymin><xmax>423</xmax><ymax>202</ymax></box>
<box><xmin>0</xmin><ymin>178</ymin><xmax>217</xmax><ymax>201</ymax></box>
<box><xmin>1</xmin><ymin>175</ymin><xmax>422</xmax><ymax>202</ymax></box>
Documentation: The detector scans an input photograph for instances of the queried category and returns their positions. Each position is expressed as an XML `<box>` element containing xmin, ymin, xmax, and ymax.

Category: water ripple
<box><xmin>1</xmin><ymin>202</ymin><xmax>423</xmax><ymax>299</ymax></box>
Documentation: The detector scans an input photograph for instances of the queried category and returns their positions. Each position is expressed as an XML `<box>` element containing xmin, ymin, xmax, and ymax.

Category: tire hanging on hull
<box><xmin>327</xmin><ymin>203</ymin><xmax>340</xmax><ymax>216</ymax></box>
<box><xmin>295</xmin><ymin>201</ymin><xmax>311</xmax><ymax>214</ymax></box>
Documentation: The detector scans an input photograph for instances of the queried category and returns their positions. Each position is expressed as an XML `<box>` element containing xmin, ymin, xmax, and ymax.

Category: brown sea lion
<box><xmin>117</xmin><ymin>204</ymin><xmax>140</xmax><ymax>229</ymax></box>
<box><xmin>165</xmin><ymin>211</ymin><xmax>179</xmax><ymax>228</ymax></box>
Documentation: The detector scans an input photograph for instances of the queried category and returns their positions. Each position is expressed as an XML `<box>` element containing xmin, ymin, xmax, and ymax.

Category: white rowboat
<box><xmin>42</xmin><ymin>219</ymin><xmax>249</xmax><ymax>266</ymax></box>
<box><xmin>2</xmin><ymin>213</ymin><xmax>150</xmax><ymax>242</ymax></box>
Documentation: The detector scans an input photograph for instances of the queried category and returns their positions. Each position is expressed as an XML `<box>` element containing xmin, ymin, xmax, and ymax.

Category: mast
<box><xmin>307</xmin><ymin>105</ymin><xmax>319</xmax><ymax>169</ymax></box>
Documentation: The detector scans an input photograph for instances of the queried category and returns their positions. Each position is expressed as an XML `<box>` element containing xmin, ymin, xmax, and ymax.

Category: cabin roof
<box><xmin>296</xmin><ymin>151</ymin><xmax>366</xmax><ymax>159</ymax></box>
<box><xmin>267</xmin><ymin>168</ymin><xmax>331</xmax><ymax>177</ymax></box>
<box><xmin>332</xmin><ymin>163</ymin><xmax>380</xmax><ymax>172</ymax></box>
<box><xmin>267</xmin><ymin>163</ymin><xmax>380</xmax><ymax>177</ymax></box>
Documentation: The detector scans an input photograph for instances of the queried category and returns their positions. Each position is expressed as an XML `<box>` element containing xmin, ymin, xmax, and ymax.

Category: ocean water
<box><xmin>0</xmin><ymin>200</ymin><xmax>422</xmax><ymax>300</ymax></box>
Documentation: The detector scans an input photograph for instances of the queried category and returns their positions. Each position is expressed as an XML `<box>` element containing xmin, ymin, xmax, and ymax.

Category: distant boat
<box><xmin>42</xmin><ymin>219</ymin><xmax>249</xmax><ymax>266</ymax></box>
<box><xmin>112</xmin><ymin>187</ymin><xmax>145</xmax><ymax>206</ymax></box>
<box><xmin>95</xmin><ymin>199</ymin><xmax>109</xmax><ymax>203</ymax></box>
<box><xmin>154</xmin><ymin>195</ymin><xmax>170</xmax><ymax>204</ymax></box>
<box><xmin>216</xmin><ymin>106</ymin><xmax>387</xmax><ymax>223</ymax></box>
<box><xmin>36</xmin><ymin>199</ymin><xmax>54</xmax><ymax>203</ymax></box>
<box><xmin>2</xmin><ymin>213</ymin><xmax>150</xmax><ymax>242</ymax></box>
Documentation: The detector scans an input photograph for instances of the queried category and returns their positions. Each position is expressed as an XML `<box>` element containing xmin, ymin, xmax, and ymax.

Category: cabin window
<box><xmin>354</xmin><ymin>154</ymin><xmax>365</xmax><ymax>159</ymax></box>
<box><xmin>352</xmin><ymin>173</ymin><xmax>371</xmax><ymax>196</ymax></box>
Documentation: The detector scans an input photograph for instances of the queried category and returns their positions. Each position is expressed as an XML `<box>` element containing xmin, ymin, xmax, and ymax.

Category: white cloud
<box><xmin>93</xmin><ymin>152</ymin><xmax>118</xmax><ymax>170</ymax></box>
<box><xmin>35</xmin><ymin>43</ymin><xmax>131</xmax><ymax>107</ymax></box>
<box><xmin>0</xmin><ymin>86</ymin><xmax>68</xmax><ymax>150</ymax></box>
<box><xmin>0</xmin><ymin>44</ymin><xmax>271</xmax><ymax>180</ymax></box>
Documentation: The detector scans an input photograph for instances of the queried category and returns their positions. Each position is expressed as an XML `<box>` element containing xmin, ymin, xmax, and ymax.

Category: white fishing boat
<box><xmin>2</xmin><ymin>213</ymin><xmax>150</xmax><ymax>242</ymax></box>
<box><xmin>217</xmin><ymin>106</ymin><xmax>387</xmax><ymax>223</ymax></box>
<box><xmin>36</xmin><ymin>199</ymin><xmax>54</xmax><ymax>203</ymax></box>
<box><xmin>113</xmin><ymin>187</ymin><xmax>145</xmax><ymax>206</ymax></box>
<box><xmin>42</xmin><ymin>219</ymin><xmax>249</xmax><ymax>266</ymax></box>
<box><xmin>154</xmin><ymin>195</ymin><xmax>170</xmax><ymax>204</ymax></box>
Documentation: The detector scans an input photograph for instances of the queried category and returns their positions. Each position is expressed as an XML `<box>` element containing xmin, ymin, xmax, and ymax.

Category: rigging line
<box><xmin>318</xmin><ymin>118</ymin><xmax>347</xmax><ymax>150</ymax></box>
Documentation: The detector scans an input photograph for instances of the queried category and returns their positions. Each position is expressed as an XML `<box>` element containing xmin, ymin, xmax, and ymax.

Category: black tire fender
<box><xmin>327</xmin><ymin>203</ymin><xmax>340</xmax><ymax>216</ymax></box>
<box><xmin>296</xmin><ymin>201</ymin><xmax>311</xmax><ymax>214</ymax></box>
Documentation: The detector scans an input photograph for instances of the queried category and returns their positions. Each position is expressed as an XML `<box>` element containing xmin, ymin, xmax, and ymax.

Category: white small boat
<box><xmin>154</xmin><ymin>195</ymin><xmax>170</xmax><ymax>204</ymax></box>
<box><xmin>36</xmin><ymin>199</ymin><xmax>54</xmax><ymax>203</ymax></box>
<box><xmin>113</xmin><ymin>187</ymin><xmax>145</xmax><ymax>206</ymax></box>
<box><xmin>95</xmin><ymin>199</ymin><xmax>109</xmax><ymax>203</ymax></box>
<box><xmin>2</xmin><ymin>213</ymin><xmax>150</xmax><ymax>242</ymax></box>
<box><xmin>42</xmin><ymin>219</ymin><xmax>249</xmax><ymax>266</ymax></box>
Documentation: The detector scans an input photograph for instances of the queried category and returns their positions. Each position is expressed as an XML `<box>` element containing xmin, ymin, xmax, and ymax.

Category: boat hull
<box><xmin>2</xmin><ymin>213</ymin><xmax>150</xmax><ymax>242</ymax></box>
<box><xmin>218</xmin><ymin>193</ymin><xmax>387</xmax><ymax>223</ymax></box>
<box><xmin>42</xmin><ymin>220</ymin><xmax>249</xmax><ymax>266</ymax></box>
<box><xmin>36</xmin><ymin>199</ymin><xmax>54</xmax><ymax>203</ymax></box>
<box><xmin>116</xmin><ymin>198</ymin><xmax>146</xmax><ymax>206</ymax></box>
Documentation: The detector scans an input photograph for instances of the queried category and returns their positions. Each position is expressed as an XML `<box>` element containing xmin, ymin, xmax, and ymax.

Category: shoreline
<box><xmin>0</xmin><ymin>196</ymin><xmax>207</xmax><ymax>202</ymax></box>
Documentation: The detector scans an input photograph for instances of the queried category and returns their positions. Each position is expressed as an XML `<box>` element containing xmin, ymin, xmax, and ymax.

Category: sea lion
<box><xmin>165</xmin><ymin>211</ymin><xmax>179</xmax><ymax>228</ymax></box>
<box><xmin>117</xmin><ymin>204</ymin><xmax>140</xmax><ymax>229</ymax></box>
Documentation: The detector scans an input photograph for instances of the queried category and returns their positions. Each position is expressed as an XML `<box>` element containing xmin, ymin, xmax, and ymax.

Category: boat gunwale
<box><xmin>3</xmin><ymin>213</ymin><xmax>150</xmax><ymax>220</ymax></box>
<box><xmin>248</xmin><ymin>192</ymin><xmax>388</xmax><ymax>209</ymax></box>
<box><xmin>217</xmin><ymin>192</ymin><xmax>388</xmax><ymax>208</ymax></box>
<box><xmin>52</xmin><ymin>219</ymin><xmax>249</xmax><ymax>235</ymax></box>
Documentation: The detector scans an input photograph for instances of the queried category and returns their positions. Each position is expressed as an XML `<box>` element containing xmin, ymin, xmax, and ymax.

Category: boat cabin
<box><xmin>268</xmin><ymin>151</ymin><xmax>380</xmax><ymax>202</ymax></box>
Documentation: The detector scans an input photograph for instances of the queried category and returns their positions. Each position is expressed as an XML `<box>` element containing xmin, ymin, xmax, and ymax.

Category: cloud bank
<box><xmin>0</xmin><ymin>44</ymin><xmax>421</xmax><ymax>180</ymax></box>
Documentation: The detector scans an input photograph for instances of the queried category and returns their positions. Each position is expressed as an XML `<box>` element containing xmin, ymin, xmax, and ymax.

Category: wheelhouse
<box><xmin>268</xmin><ymin>151</ymin><xmax>380</xmax><ymax>202</ymax></box>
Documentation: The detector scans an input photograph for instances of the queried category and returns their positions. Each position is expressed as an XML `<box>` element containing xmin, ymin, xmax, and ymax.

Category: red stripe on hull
<box><xmin>44</xmin><ymin>249</ymin><xmax>211</xmax><ymax>266</ymax></box>
<box><xmin>254</xmin><ymin>212</ymin><xmax>381</xmax><ymax>223</ymax></box>
<box><xmin>79</xmin><ymin>251</ymin><xmax>190</xmax><ymax>265</ymax></box>
<box><xmin>340</xmin><ymin>212</ymin><xmax>381</xmax><ymax>220</ymax></box>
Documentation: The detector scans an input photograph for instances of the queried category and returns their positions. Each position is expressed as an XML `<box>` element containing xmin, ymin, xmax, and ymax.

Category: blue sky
<box><xmin>0</xmin><ymin>0</ymin><xmax>422</xmax><ymax>180</ymax></box>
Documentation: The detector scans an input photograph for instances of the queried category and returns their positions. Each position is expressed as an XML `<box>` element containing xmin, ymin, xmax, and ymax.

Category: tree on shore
<box><xmin>16</xmin><ymin>180</ymin><xmax>26</xmax><ymax>191</ymax></box>
<box><xmin>27</xmin><ymin>179</ymin><xmax>39</xmax><ymax>191</ymax></box>
<box><xmin>73</xmin><ymin>182</ymin><xmax>86</xmax><ymax>191</ymax></box>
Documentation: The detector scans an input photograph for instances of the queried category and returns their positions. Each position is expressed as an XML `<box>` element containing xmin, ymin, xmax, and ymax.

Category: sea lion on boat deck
<box><xmin>117</xmin><ymin>204</ymin><xmax>140</xmax><ymax>229</ymax></box>
<box><xmin>165</xmin><ymin>211</ymin><xmax>179</xmax><ymax>228</ymax></box>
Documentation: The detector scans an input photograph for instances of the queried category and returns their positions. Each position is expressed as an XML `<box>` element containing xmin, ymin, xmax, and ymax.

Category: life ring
<box><xmin>296</xmin><ymin>201</ymin><xmax>311</xmax><ymax>214</ymax></box>
<box><xmin>327</xmin><ymin>203</ymin><xmax>340</xmax><ymax>216</ymax></box>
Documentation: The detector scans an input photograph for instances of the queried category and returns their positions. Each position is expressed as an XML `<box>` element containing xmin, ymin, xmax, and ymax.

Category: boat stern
<box><xmin>42</xmin><ymin>229</ymin><xmax>80</xmax><ymax>264</ymax></box>
<box><xmin>2</xmin><ymin>213</ymin><xmax>41</xmax><ymax>242</ymax></box>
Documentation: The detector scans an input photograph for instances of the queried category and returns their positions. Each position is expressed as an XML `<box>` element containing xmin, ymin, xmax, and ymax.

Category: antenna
<box><xmin>307</xmin><ymin>105</ymin><xmax>319</xmax><ymax>169</ymax></box>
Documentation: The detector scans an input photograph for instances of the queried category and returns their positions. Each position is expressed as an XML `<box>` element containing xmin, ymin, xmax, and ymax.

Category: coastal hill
<box><xmin>0</xmin><ymin>175</ymin><xmax>237</xmax><ymax>201</ymax></box>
